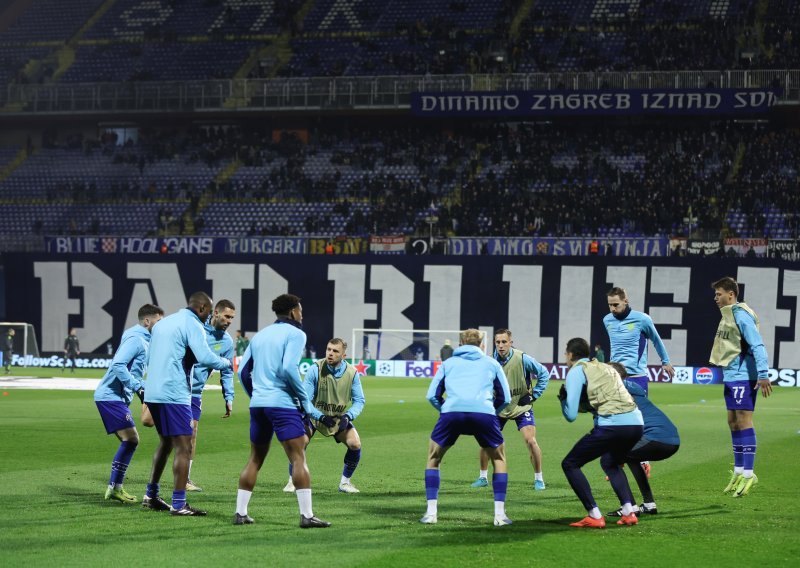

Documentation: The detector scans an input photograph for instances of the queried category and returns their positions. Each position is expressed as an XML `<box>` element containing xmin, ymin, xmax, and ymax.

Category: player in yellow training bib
<box><xmin>471</xmin><ymin>329</ymin><xmax>550</xmax><ymax>491</ymax></box>
<box><xmin>283</xmin><ymin>338</ymin><xmax>366</xmax><ymax>494</ymax></box>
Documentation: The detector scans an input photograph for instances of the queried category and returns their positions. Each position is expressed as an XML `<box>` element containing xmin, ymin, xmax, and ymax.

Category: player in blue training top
<box><xmin>422</xmin><ymin>328</ymin><xmax>512</xmax><ymax>526</ymax></box>
<box><xmin>283</xmin><ymin>338</ymin><xmax>366</xmax><ymax>494</ymax></box>
<box><xmin>234</xmin><ymin>293</ymin><xmax>332</xmax><ymax>528</ymax></box>
<box><xmin>94</xmin><ymin>303</ymin><xmax>164</xmax><ymax>504</ymax></box>
<box><xmin>142</xmin><ymin>292</ymin><xmax>232</xmax><ymax>516</ymax></box>
<box><xmin>603</xmin><ymin>287</ymin><xmax>675</xmax><ymax>395</ymax></box>
<box><xmin>604</xmin><ymin>362</ymin><xmax>680</xmax><ymax>517</ymax></box>
<box><xmin>710</xmin><ymin>277</ymin><xmax>771</xmax><ymax>498</ymax></box>
<box><xmin>185</xmin><ymin>299</ymin><xmax>237</xmax><ymax>492</ymax></box>
<box><xmin>604</xmin><ymin>286</ymin><xmax>674</xmax><ymax>478</ymax></box>
<box><xmin>559</xmin><ymin>337</ymin><xmax>644</xmax><ymax>529</ymax></box>
<box><xmin>471</xmin><ymin>328</ymin><xmax>550</xmax><ymax>490</ymax></box>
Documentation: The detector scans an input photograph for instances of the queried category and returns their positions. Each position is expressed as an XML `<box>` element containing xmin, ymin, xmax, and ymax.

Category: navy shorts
<box><xmin>307</xmin><ymin>418</ymin><xmax>354</xmax><ymax>443</ymax></box>
<box><xmin>96</xmin><ymin>400</ymin><xmax>135</xmax><ymax>434</ymax></box>
<box><xmin>430</xmin><ymin>412</ymin><xmax>504</xmax><ymax>449</ymax></box>
<box><xmin>724</xmin><ymin>380</ymin><xmax>759</xmax><ymax>411</ymax></box>
<box><xmin>627</xmin><ymin>375</ymin><xmax>649</xmax><ymax>394</ymax></box>
<box><xmin>147</xmin><ymin>402</ymin><xmax>193</xmax><ymax>437</ymax></box>
<box><xmin>563</xmin><ymin>425</ymin><xmax>644</xmax><ymax>470</ymax></box>
<box><xmin>191</xmin><ymin>395</ymin><xmax>203</xmax><ymax>422</ymax></box>
<box><xmin>500</xmin><ymin>409</ymin><xmax>535</xmax><ymax>431</ymax></box>
<box><xmin>250</xmin><ymin>407</ymin><xmax>307</xmax><ymax>444</ymax></box>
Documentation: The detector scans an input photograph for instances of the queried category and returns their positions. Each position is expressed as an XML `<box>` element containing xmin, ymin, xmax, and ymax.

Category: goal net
<box><xmin>0</xmin><ymin>322</ymin><xmax>40</xmax><ymax>367</ymax></box>
<box><xmin>350</xmin><ymin>328</ymin><xmax>490</xmax><ymax>362</ymax></box>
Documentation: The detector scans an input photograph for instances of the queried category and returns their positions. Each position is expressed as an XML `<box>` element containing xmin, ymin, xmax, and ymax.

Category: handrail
<box><xmin>4</xmin><ymin>69</ymin><xmax>799</xmax><ymax>114</ymax></box>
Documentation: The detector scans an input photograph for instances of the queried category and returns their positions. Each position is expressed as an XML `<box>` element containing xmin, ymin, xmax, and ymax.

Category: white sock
<box><xmin>643</xmin><ymin>502</ymin><xmax>656</xmax><ymax>510</ymax></box>
<box><xmin>287</xmin><ymin>476</ymin><xmax>293</xmax><ymax>484</ymax></box>
<box><xmin>426</xmin><ymin>499</ymin><xmax>437</xmax><ymax>516</ymax></box>
<box><xmin>621</xmin><ymin>502</ymin><xmax>634</xmax><ymax>516</ymax></box>
<box><xmin>588</xmin><ymin>507</ymin><xmax>602</xmax><ymax>520</ymax></box>
<box><xmin>534</xmin><ymin>472</ymin><xmax>543</xmax><ymax>482</ymax></box>
<box><xmin>340</xmin><ymin>476</ymin><xmax>350</xmax><ymax>485</ymax></box>
<box><xmin>479</xmin><ymin>469</ymin><xmax>488</xmax><ymax>479</ymax></box>
<box><xmin>494</xmin><ymin>501</ymin><xmax>505</xmax><ymax>517</ymax></box>
<box><xmin>734</xmin><ymin>466</ymin><xmax>744</xmax><ymax>475</ymax></box>
<box><xmin>236</xmin><ymin>489</ymin><xmax>252</xmax><ymax>516</ymax></box>
<box><xmin>296</xmin><ymin>488</ymin><xmax>313</xmax><ymax>518</ymax></box>
<box><xmin>743</xmin><ymin>469</ymin><xmax>754</xmax><ymax>479</ymax></box>
<box><xmin>188</xmin><ymin>460</ymin><xmax>193</xmax><ymax>477</ymax></box>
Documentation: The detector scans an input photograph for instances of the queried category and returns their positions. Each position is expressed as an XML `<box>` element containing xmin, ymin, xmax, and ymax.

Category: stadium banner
<box><xmin>686</xmin><ymin>240</ymin><xmax>722</xmax><ymax>256</ymax></box>
<box><xmin>724</xmin><ymin>237</ymin><xmax>768</xmax><ymax>256</ymax></box>
<box><xmin>44</xmin><ymin>236</ymin><xmax>308</xmax><ymax>255</ymax></box>
<box><xmin>224</xmin><ymin>237</ymin><xmax>307</xmax><ymax>254</ymax></box>
<box><xmin>411</xmin><ymin>89</ymin><xmax>779</xmax><ymax>117</ymax></box>
<box><xmin>448</xmin><ymin>237</ymin><xmax>669</xmax><ymax>256</ymax></box>
<box><xmin>308</xmin><ymin>237</ymin><xmax>369</xmax><ymax>255</ymax></box>
<box><xmin>9</xmin><ymin>353</ymin><xmax>113</xmax><ymax>369</ymax></box>
<box><xmin>369</xmin><ymin>235</ymin><xmax>406</xmax><ymax>254</ymax></box>
<box><xmin>330</xmin><ymin>359</ymin><xmax>800</xmax><ymax>388</ymax></box>
<box><xmin>768</xmin><ymin>239</ymin><xmax>799</xmax><ymax>261</ymax></box>
<box><xmin>5</xmin><ymin>255</ymin><xmax>800</xmax><ymax>378</ymax></box>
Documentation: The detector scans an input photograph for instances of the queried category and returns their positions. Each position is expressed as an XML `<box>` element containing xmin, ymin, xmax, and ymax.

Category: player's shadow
<box><xmin>650</xmin><ymin>504</ymin><xmax>726</xmax><ymax>519</ymax></box>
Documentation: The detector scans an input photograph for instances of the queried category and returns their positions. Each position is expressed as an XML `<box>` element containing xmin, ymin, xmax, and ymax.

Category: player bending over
<box><xmin>421</xmin><ymin>329</ymin><xmax>512</xmax><ymax>526</ymax></box>
<box><xmin>284</xmin><ymin>338</ymin><xmax>366</xmax><ymax>494</ymax></box>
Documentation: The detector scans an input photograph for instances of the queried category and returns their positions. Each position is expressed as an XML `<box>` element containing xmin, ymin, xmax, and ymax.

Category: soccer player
<box><xmin>604</xmin><ymin>286</ymin><xmax>674</xmax><ymax>476</ymax></box>
<box><xmin>710</xmin><ymin>277</ymin><xmax>771</xmax><ymax>497</ymax></box>
<box><xmin>63</xmin><ymin>328</ymin><xmax>80</xmax><ymax>372</ymax></box>
<box><xmin>471</xmin><ymin>328</ymin><xmax>549</xmax><ymax>490</ymax></box>
<box><xmin>3</xmin><ymin>328</ymin><xmax>14</xmax><ymax>374</ymax></box>
<box><xmin>604</xmin><ymin>362</ymin><xmax>680</xmax><ymax>516</ymax></box>
<box><xmin>142</xmin><ymin>292</ymin><xmax>232</xmax><ymax>516</ymax></box>
<box><xmin>186</xmin><ymin>299</ymin><xmax>237</xmax><ymax>492</ymax></box>
<box><xmin>604</xmin><ymin>287</ymin><xmax>675</xmax><ymax>394</ymax></box>
<box><xmin>94</xmin><ymin>304</ymin><xmax>164</xmax><ymax>503</ymax></box>
<box><xmin>559</xmin><ymin>338</ymin><xmax>643</xmax><ymax>528</ymax></box>
<box><xmin>234</xmin><ymin>293</ymin><xmax>332</xmax><ymax>528</ymax></box>
<box><xmin>283</xmin><ymin>338</ymin><xmax>366</xmax><ymax>494</ymax></box>
<box><xmin>422</xmin><ymin>329</ymin><xmax>512</xmax><ymax>526</ymax></box>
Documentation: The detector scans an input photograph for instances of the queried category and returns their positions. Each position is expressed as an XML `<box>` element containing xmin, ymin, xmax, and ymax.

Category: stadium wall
<box><xmin>3</xmin><ymin>254</ymin><xmax>799</xmax><ymax>372</ymax></box>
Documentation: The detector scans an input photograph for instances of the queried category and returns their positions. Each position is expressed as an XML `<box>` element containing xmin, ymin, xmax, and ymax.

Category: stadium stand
<box><xmin>2</xmin><ymin>0</ymin><xmax>799</xmax><ymax>85</ymax></box>
<box><xmin>0</xmin><ymin>120</ymin><xmax>797</xmax><ymax>241</ymax></box>
<box><xmin>0</xmin><ymin>1</ymin><xmax>798</xmax><ymax>248</ymax></box>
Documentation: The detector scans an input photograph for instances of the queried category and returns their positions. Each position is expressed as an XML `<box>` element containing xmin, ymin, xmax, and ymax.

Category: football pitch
<box><xmin>1</xmin><ymin>371</ymin><xmax>798</xmax><ymax>567</ymax></box>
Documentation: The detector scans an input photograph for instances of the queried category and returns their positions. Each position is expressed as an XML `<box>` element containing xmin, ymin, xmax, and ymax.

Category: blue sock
<box><xmin>740</xmin><ymin>428</ymin><xmax>757</xmax><ymax>471</ymax></box>
<box><xmin>172</xmin><ymin>490</ymin><xmax>186</xmax><ymax>510</ymax></box>
<box><xmin>424</xmin><ymin>469</ymin><xmax>440</xmax><ymax>500</ymax></box>
<box><xmin>288</xmin><ymin>462</ymin><xmax>293</xmax><ymax>477</ymax></box>
<box><xmin>109</xmin><ymin>440</ymin><xmax>137</xmax><ymax>486</ymax></box>
<box><xmin>343</xmin><ymin>448</ymin><xmax>361</xmax><ymax>478</ymax></box>
<box><xmin>146</xmin><ymin>483</ymin><xmax>160</xmax><ymax>499</ymax></box>
<box><xmin>731</xmin><ymin>430</ymin><xmax>744</xmax><ymax>469</ymax></box>
<box><xmin>492</xmin><ymin>472</ymin><xmax>508</xmax><ymax>502</ymax></box>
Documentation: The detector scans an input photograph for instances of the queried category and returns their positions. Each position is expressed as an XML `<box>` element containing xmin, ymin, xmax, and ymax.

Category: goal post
<box><xmin>0</xmin><ymin>322</ymin><xmax>41</xmax><ymax>365</ymax></box>
<box><xmin>350</xmin><ymin>328</ymin><xmax>491</xmax><ymax>364</ymax></box>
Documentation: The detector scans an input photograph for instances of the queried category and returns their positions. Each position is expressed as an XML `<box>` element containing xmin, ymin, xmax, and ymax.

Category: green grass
<box><xmin>1</xmin><ymin>371</ymin><xmax>799</xmax><ymax>567</ymax></box>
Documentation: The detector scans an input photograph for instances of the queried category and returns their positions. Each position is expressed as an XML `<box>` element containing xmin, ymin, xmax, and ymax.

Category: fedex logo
<box><xmin>405</xmin><ymin>361</ymin><xmax>442</xmax><ymax>377</ymax></box>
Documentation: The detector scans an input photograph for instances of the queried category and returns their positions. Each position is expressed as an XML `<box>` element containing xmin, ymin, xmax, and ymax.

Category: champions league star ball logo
<box><xmin>674</xmin><ymin>368</ymin><xmax>691</xmax><ymax>383</ymax></box>
<box><xmin>695</xmin><ymin>367</ymin><xmax>714</xmax><ymax>384</ymax></box>
<box><xmin>378</xmin><ymin>362</ymin><xmax>393</xmax><ymax>375</ymax></box>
